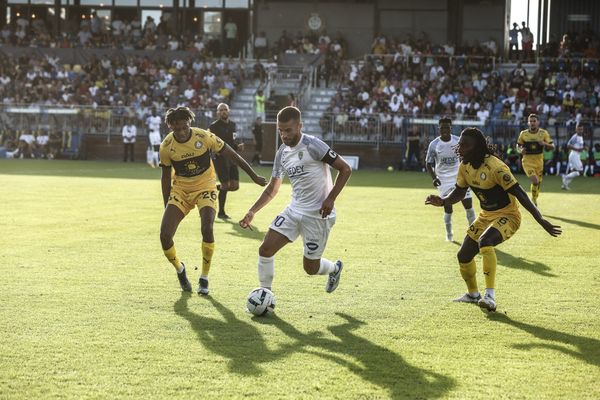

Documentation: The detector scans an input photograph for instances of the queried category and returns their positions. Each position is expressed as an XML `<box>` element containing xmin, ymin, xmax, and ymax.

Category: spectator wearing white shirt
<box><xmin>122</xmin><ymin>119</ymin><xmax>137</xmax><ymax>162</ymax></box>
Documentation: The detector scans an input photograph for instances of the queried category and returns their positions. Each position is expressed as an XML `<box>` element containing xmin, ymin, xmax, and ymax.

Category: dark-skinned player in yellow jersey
<box><xmin>159</xmin><ymin>107</ymin><xmax>267</xmax><ymax>295</ymax></box>
<box><xmin>425</xmin><ymin>128</ymin><xmax>561</xmax><ymax>311</ymax></box>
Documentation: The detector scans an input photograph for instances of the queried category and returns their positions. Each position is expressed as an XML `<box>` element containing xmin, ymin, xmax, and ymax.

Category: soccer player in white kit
<box><xmin>239</xmin><ymin>106</ymin><xmax>352</xmax><ymax>293</ymax></box>
<box><xmin>147</xmin><ymin>109</ymin><xmax>163</xmax><ymax>168</ymax></box>
<box><xmin>561</xmin><ymin>122</ymin><xmax>587</xmax><ymax>190</ymax></box>
<box><xmin>426</xmin><ymin>117</ymin><xmax>476</xmax><ymax>241</ymax></box>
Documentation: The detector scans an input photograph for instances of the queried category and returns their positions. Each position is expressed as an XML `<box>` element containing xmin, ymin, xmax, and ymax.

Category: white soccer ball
<box><xmin>246</xmin><ymin>287</ymin><xmax>276</xmax><ymax>316</ymax></box>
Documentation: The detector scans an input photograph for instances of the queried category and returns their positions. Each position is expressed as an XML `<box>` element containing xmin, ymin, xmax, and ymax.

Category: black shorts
<box><xmin>214</xmin><ymin>155</ymin><xmax>239</xmax><ymax>182</ymax></box>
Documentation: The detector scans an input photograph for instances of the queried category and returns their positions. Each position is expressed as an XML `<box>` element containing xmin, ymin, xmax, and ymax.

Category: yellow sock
<box><xmin>201</xmin><ymin>241</ymin><xmax>215</xmax><ymax>277</ymax></box>
<box><xmin>530</xmin><ymin>183</ymin><xmax>539</xmax><ymax>203</ymax></box>
<box><xmin>480</xmin><ymin>246</ymin><xmax>497</xmax><ymax>290</ymax></box>
<box><xmin>163</xmin><ymin>245</ymin><xmax>182</xmax><ymax>271</ymax></box>
<box><xmin>459</xmin><ymin>259</ymin><xmax>478</xmax><ymax>293</ymax></box>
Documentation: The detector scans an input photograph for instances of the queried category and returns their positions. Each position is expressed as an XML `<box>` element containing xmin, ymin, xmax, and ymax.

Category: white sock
<box><xmin>485</xmin><ymin>288</ymin><xmax>495</xmax><ymax>299</ymax></box>
<box><xmin>317</xmin><ymin>258</ymin><xmax>336</xmax><ymax>275</ymax></box>
<box><xmin>444</xmin><ymin>213</ymin><xmax>452</xmax><ymax>236</ymax></box>
<box><xmin>258</xmin><ymin>255</ymin><xmax>274</xmax><ymax>289</ymax></box>
<box><xmin>469</xmin><ymin>291</ymin><xmax>481</xmax><ymax>298</ymax></box>
<box><xmin>465</xmin><ymin>207</ymin><xmax>476</xmax><ymax>226</ymax></box>
<box><xmin>200</xmin><ymin>274</ymin><xmax>208</xmax><ymax>280</ymax></box>
<box><xmin>176</xmin><ymin>265</ymin><xmax>184</xmax><ymax>274</ymax></box>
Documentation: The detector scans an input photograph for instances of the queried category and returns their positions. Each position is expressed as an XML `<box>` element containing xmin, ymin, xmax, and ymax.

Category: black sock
<box><xmin>218</xmin><ymin>190</ymin><xmax>227</xmax><ymax>214</ymax></box>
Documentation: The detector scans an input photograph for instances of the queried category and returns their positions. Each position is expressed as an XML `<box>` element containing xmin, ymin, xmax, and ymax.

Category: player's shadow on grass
<box><xmin>220</xmin><ymin>219</ymin><xmax>264</xmax><ymax>242</ymax></box>
<box><xmin>451</xmin><ymin>242</ymin><xmax>556</xmax><ymax>277</ymax></box>
<box><xmin>256</xmin><ymin>312</ymin><xmax>455</xmax><ymax>399</ymax></box>
<box><xmin>495</xmin><ymin>249</ymin><xmax>557</xmax><ymax>278</ymax></box>
<box><xmin>545</xmin><ymin>215</ymin><xmax>600</xmax><ymax>231</ymax></box>
<box><xmin>173</xmin><ymin>294</ymin><xmax>297</xmax><ymax>376</ymax></box>
<box><xmin>488</xmin><ymin>313</ymin><xmax>600</xmax><ymax>369</ymax></box>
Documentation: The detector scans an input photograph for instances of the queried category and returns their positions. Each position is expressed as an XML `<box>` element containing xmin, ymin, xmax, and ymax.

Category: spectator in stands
<box><xmin>521</xmin><ymin>25</ymin><xmax>534</xmax><ymax>62</ymax></box>
<box><xmin>224</xmin><ymin>18</ymin><xmax>238</xmax><ymax>57</ymax></box>
<box><xmin>509</xmin><ymin>23</ymin><xmax>520</xmax><ymax>60</ymax></box>
<box><xmin>122</xmin><ymin>118</ymin><xmax>137</xmax><ymax>162</ymax></box>
<box><xmin>255</xmin><ymin>89</ymin><xmax>266</xmax><ymax>122</ymax></box>
<box><xmin>254</xmin><ymin>31</ymin><xmax>268</xmax><ymax>59</ymax></box>
<box><xmin>405</xmin><ymin>126</ymin><xmax>422</xmax><ymax>171</ymax></box>
<box><xmin>33</xmin><ymin>131</ymin><xmax>49</xmax><ymax>159</ymax></box>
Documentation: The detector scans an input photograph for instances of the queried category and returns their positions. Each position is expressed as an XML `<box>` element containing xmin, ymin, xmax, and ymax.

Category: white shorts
<box><xmin>269</xmin><ymin>207</ymin><xmax>336</xmax><ymax>260</ymax></box>
<box><xmin>568</xmin><ymin>151</ymin><xmax>583</xmax><ymax>172</ymax></box>
<box><xmin>438</xmin><ymin>180</ymin><xmax>472</xmax><ymax>200</ymax></box>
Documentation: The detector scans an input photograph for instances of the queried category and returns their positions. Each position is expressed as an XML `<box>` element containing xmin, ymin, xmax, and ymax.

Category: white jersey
<box><xmin>426</xmin><ymin>135</ymin><xmax>460</xmax><ymax>181</ymax></box>
<box><xmin>146</xmin><ymin>115</ymin><xmax>162</xmax><ymax>133</ymax></box>
<box><xmin>272</xmin><ymin>134</ymin><xmax>335</xmax><ymax>218</ymax></box>
<box><xmin>567</xmin><ymin>134</ymin><xmax>584</xmax><ymax>154</ymax></box>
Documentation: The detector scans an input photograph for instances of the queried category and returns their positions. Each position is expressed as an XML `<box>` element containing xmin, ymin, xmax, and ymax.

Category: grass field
<box><xmin>1</xmin><ymin>159</ymin><xmax>599</xmax><ymax>399</ymax></box>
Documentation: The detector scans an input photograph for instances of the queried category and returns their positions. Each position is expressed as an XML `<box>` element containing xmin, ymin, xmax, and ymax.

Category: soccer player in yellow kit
<box><xmin>425</xmin><ymin>128</ymin><xmax>561</xmax><ymax>311</ymax></box>
<box><xmin>517</xmin><ymin>114</ymin><xmax>554</xmax><ymax>206</ymax></box>
<box><xmin>159</xmin><ymin>107</ymin><xmax>267</xmax><ymax>294</ymax></box>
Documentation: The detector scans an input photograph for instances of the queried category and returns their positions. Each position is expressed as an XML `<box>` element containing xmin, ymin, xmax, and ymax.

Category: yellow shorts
<box><xmin>168</xmin><ymin>186</ymin><xmax>217</xmax><ymax>215</ymax></box>
<box><xmin>522</xmin><ymin>158</ymin><xmax>543</xmax><ymax>179</ymax></box>
<box><xmin>467</xmin><ymin>213</ymin><xmax>521</xmax><ymax>242</ymax></box>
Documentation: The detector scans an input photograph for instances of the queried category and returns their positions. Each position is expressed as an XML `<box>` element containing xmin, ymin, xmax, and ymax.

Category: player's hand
<box><xmin>540</xmin><ymin>219</ymin><xmax>562</xmax><ymax>237</ymax></box>
<box><xmin>432</xmin><ymin>177</ymin><xmax>441</xmax><ymax>187</ymax></box>
<box><xmin>425</xmin><ymin>194</ymin><xmax>444</xmax><ymax>207</ymax></box>
<box><xmin>320</xmin><ymin>198</ymin><xmax>335</xmax><ymax>218</ymax></box>
<box><xmin>239</xmin><ymin>211</ymin><xmax>255</xmax><ymax>229</ymax></box>
<box><xmin>253</xmin><ymin>175</ymin><xmax>268</xmax><ymax>186</ymax></box>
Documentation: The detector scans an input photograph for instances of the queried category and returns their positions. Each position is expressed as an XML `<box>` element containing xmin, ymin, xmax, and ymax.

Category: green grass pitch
<box><xmin>1</xmin><ymin>159</ymin><xmax>599</xmax><ymax>399</ymax></box>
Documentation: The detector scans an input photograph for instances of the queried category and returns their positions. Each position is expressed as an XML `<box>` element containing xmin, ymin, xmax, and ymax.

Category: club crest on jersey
<box><xmin>298</xmin><ymin>151</ymin><xmax>304</xmax><ymax>160</ymax></box>
<box><xmin>480</xmin><ymin>172</ymin><xmax>487</xmax><ymax>180</ymax></box>
<box><xmin>195</xmin><ymin>141</ymin><xmax>203</xmax><ymax>149</ymax></box>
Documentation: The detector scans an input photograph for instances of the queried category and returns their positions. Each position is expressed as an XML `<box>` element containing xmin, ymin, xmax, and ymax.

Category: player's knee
<box><xmin>259</xmin><ymin>243</ymin><xmax>275</xmax><ymax>258</ymax></box>
<box><xmin>478</xmin><ymin>237</ymin><xmax>495</xmax><ymax>248</ymax></box>
<box><xmin>457</xmin><ymin>250</ymin><xmax>473</xmax><ymax>264</ymax></box>
<box><xmin>229</xmin><ymin>183</ymin><xmax>239</xmax><ymax>191</ymax></box>
<box><xmin>200</xmin><ymin>225</ymin><xmax>214</xmax><ymax>240</ymax></box>
<box><xmin>159</xmin><ymin>230</ymin><xmax>173</xmax><ymax>247</ymax></box>
<box><xmin>303</xmin><ymin>259</ymin><xmax>319</xmax><ymax>275</ymax></box>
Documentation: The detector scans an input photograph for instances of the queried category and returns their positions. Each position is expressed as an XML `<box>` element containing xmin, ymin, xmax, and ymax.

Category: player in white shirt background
<box><xmin>146</xmin><ymin>109</ymin><xmax>163</xmax><ymax>167</ymax></box>
<box><xmin>561</xmin><ymin>122</ymin><xmax>587</xmax><ymax>190</ymax></box>
<box><xmin>426</xmin><ymin>117</ymin><xmax>476</xmax><ymax>241</ymax></box>
<box><xmin>239</xmin><ymin>106</ymin><xmax>352</xmax><ymax>294</ymax></box>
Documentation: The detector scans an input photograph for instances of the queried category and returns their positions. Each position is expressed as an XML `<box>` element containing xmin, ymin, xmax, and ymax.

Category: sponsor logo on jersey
<box><xmin>503</xmin><ymin>173</ymin><xmax>512</xmax><ymax>182</ymax></box>
<box><xmin>287</xmin><ymin>165</ymin><xmax>305</xmax><ymax>177</ymax></box>
<box><xmin>181</xmin><ymin>152</ymin><xmax>195</xmax><ymax>158</ymax></box>
<box><xmin>480</xmin><ymin>172</ymin><xmax>487</xmax><ymax>180</ymax></box>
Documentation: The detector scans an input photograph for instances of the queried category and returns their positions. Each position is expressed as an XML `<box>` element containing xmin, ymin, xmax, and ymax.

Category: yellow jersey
<box><xmin>456</xmin><ymin>155</ymin><xmax>520</xmax><ymax>219</ymax></box>
<box><xmin>159</xmin><ymin>127</ymin><xmax>225</xmax><ymax>191</ymax></box>
<box><xmin>517</xmin><ymin>128</ymin><xmax>553</xmax><ymax>161</ymax></box>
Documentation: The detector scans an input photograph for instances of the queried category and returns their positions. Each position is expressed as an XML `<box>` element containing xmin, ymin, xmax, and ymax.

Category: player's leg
<box><xmin>160</xmin><ymin>203</ymin><xmax>192</xmax><ymax>291</ymax></box>
<box><xmin>299</xmin><ymin>216</ymin><xmax>342</xmax><ymax>292</ymax></box>
<box><xmin>461</xmin><ymin>194</ymin><xmax>476</xmax><ymax>226</ymax></box>
<box><xmin>443</xmin><ymin>202</ymin><xmax>454</xmax><ymax>242</ymax></box>
<box><xmin>213</xmin><ymin>156</ymin><xmax>231</xmax><ymax>219</ymax></box>
<box><xmin>258</xmin><ymin>229</ymin><xmax>292</xmax><ymax>290</ymax></box>
<box><xmin>476</xmin><ymin>214</ymin><xmax>520</xmax><ymax>311</ymax></box>
<box><xmin>197</xmin><ymin>204</ymin><xmax>216</xmax><ymax>295</ymax></box>
<box><xmin>439</xmin><ymin>181</ymin><xmax>455</xmax><ymax>241</ymax></box>
<box><xmin>454</xmin><ymin>216</ymin><xmax>490</xmax><ymax>302</ymax></box>
<box><xmin>258</xmin><ymin>208</ymin><xmax>299</xmax><ymax>290</ymax></box>
<box><xmin>563</xmin><ymin>153</ymin><xmax>582</xmax><ymax>189</ymax></box>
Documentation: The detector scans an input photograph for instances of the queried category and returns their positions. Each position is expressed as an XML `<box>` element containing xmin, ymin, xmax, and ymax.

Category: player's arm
<box><xmin>425</xmin><ymin>185</ymin><xmax>467</xmax><ymax>207</ymax></box>
<box><xmin>160</xmin><ymin>165</ymin><xmax>172</xmax><ymax>207</ymax></box>
<box><xmin>239</xmin><ymin>177</ymin><xmax>282</xmax><ymax>229</ymax></box>
<box><xmin>320</xmin><ymin>155</ymin><xmax>352</xmax><ymax>218</ymax></box>
<box><xmin>507</xmin><ymin>184</ymin><xmax>562</xmax><ymax>237</ymax></box>
<box><xmin>426</xmin><ymin>163</ymin><xmax>440</xmax><ymax>186</ymax></box>
<box><xmin>541</xmin><ymin>132</ymin><xmax>555</xmax><ymax>151</ymax></box>
<box><xmin>218</xmin><ymin>144</ymin><xmax>267</xmax><ymax>186</ymax></box>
